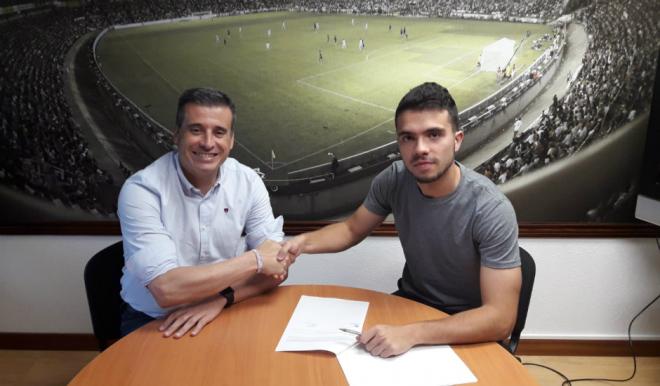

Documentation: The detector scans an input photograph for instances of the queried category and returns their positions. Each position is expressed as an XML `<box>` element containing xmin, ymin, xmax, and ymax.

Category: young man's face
<box><xmin>174</xmin><ymin>103</ymin><xmax>234</xmax><ymax>188</ymax></box>
<box><xmin>396</xmin><ymin>109</ymin><xmax>463</xmax><ymax>184</ymax></box>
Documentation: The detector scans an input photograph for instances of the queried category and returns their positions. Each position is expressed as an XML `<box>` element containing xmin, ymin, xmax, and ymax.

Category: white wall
<box><xmin>0</xmin><ymin>235</ymin><xmax>659</xmax><ymax>339</ymax></box>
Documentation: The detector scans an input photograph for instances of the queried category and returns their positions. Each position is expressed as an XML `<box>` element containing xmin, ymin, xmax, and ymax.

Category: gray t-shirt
<box><xmin>364</xmin><ymin>161</ymin><xmax>520</xmax><ymax>313</ymax></box>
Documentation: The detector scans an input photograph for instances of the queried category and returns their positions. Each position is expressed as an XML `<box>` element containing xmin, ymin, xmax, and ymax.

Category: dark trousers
<box><xmin>120</xmin><ymin>302</ymin><xmax>155</xmax><ymax>337</ymax></box>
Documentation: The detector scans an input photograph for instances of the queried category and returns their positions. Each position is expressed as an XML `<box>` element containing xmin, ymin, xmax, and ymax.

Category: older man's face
<box><xmin>175</xmin><ymin>103</ymin><xmax>234</xmax><ymax>189</ymax></box>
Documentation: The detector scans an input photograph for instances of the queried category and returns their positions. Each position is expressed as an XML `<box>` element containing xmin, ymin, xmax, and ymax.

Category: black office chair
<box><xmin>84</xmin><ymin>241</ymin><xmax>124</xmax><ymax>351</ymax></box>
<box><xmin>502</xmin><ymin>246</ymin><xmax>536</xmax><ymax>355</ymax></box>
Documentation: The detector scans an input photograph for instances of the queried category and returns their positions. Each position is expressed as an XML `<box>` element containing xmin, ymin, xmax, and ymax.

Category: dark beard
<box><xmin>413</xmin><ymin>158</ymin><xmax>454</xmax><ymax>184</ymax></box>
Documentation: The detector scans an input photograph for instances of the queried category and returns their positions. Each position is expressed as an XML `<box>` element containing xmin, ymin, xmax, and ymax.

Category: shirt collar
<box><xmin>173</xmin><ymin>152</ymin><xmax>222</xmax><ymax>197</ymax></box>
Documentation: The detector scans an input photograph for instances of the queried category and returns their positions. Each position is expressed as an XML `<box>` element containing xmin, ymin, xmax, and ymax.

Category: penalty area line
<box><xmin>297</xmin><ymin>79</ymin><xmax>394</xmax><ymax>113</ymax></box>
<box><xmin>423</xmin><ymin>49</ymin><xmax>480</xmax><ymax>79</ymax></box>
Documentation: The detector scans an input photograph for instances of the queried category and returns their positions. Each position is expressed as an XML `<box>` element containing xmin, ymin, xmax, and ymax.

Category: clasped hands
<box><xmin>255</xmin><ymin>239</ymin><xmax>297</xmax><ymax>279</ymax></box>
<box><xmin>251</xmin><ymin>237</ymin><xmax>303</xmax><ymax>279</ymax></box>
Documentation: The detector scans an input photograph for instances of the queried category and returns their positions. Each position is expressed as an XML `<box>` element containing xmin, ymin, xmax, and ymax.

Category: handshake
<box><xmin>253</xmin><ymin>237</ymin><xmax>304</xmax><ymax>280</ymax></box>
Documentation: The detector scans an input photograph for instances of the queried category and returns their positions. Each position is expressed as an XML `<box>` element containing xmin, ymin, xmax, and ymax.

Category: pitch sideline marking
<box><xmin>282</xmin><ymin>116</ymin><xmax>395</xmax><ymax>171</ymax></box>
<box><xmin>234</xmin><ymin>140</ymin><xmax>273</xmax><ymax>168</ymax></box>
<box><xmin>121</xmin><ymin>37</ymin><xmax>181</xmax><ymax>95</ymax></box>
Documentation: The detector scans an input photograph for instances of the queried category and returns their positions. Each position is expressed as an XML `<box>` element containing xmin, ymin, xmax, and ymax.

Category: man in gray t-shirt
<box><xmin>364</xmin><ymin>160</ymin><xmax>519</xmax><ymax>315</ymax></box>
<box><xmin>278</xmin><ymin>82</ymin><xmax>521</xmax><ymax>358</ymax></box>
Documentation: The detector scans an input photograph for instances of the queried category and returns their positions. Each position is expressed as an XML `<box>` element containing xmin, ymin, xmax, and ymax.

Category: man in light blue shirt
<box><xmin>118</xmin><ymin>88</ymin><xmax>287</xmax><ymax>338</ymax></box>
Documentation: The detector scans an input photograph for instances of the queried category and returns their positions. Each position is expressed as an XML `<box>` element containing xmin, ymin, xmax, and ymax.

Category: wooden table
<box><xmin>70</xmin><ymin>285</ymin><xmax>539</xmax><ymax>385</ymax></box>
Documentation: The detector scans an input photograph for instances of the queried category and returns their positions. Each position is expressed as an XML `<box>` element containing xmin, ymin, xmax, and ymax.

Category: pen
<box><xmin>339</xmin><ymin>328</ymin><xmax>361</xmax><ymax>336</ymax></box>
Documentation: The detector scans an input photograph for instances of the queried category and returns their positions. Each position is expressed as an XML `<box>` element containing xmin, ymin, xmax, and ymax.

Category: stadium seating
<box><xmin>476</xmin><ymin>0</ymin><xmax>658</xmax><ymax>187</ymax></box>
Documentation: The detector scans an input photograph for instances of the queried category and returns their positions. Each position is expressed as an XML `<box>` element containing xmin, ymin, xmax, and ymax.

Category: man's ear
<box><xmin>172</xmin><ymin>128</ymin><xmax>180</xmax><ymax>149</ymax></box>
<box><xmin>454</xmin><ymin>130</ymin><xmax>464</xmax><ymax>152</ymax></box>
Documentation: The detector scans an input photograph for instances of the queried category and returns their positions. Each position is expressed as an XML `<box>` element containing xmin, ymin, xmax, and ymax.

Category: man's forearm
<box><xmin>407</xmin><ymin>305</ymin><xmax>514</xmax><ymax>346</ymax></box>
<box><xmin>233</xmin><ymin>273</ymin><xmax>284</xmax><ymax>303</ymax></box>
<box><xmin>358</xmin><ymin>304</ymin><xmax>515</xmax><ymax>358</ymax></box>
<box><xmin>280</xmin><ymin>206</ymin><xmax>384</xmax><ymax>259</ymax></box>
<box><xmin>298</xmin><ymin>221</ymin><xmax>363</xmax><ymax>254</ymax></box>
<box><xmin>149</xmin><ymin>250</ymin><xmax>259</xmax><ymax>308</ymax></box>
<box><xmin>406</xmin><ymin>265</ymin><xmax>520</xmax><ymax>346</ymax></box>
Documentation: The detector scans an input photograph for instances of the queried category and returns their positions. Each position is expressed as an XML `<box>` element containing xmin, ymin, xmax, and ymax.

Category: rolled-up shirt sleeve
<box><xmin>244</xmin><ymin>175</ymin><xmax>284</xmax><ymax>249</ymax></box>
<box><xmin>118</xmin><ymin>178</ymin><xmax>179</xmax><ymax>286</ymax></box>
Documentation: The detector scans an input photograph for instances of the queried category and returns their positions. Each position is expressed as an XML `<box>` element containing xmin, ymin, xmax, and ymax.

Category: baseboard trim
<box><xmin>516</xmin><ymin>339</ymin><xmax>659</xmax><ymax>356</ymax></box>
<box><xmin>0</xmin><ymin>333</ymin><xmax>99</xmax><ymax>351</ymax></box>
<box><xmin>1</xmin><ymin>333</ymin><xmax>658</xmax><ymax>356</ymax></box>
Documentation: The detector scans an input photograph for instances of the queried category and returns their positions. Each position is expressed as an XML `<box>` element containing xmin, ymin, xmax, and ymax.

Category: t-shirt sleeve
<box><xmin>362</xmin><ymin>164</ymin><xmax>395</xmax><ymax>216</ymax></box>
<box><xmin>474</xmin><ymin>197</ymin><xmax>520</xmax><ymax>269</ymax></box>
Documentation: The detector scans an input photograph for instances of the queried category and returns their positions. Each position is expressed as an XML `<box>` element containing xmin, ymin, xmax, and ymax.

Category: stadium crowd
<box><xmin>0</xmin><ymin>8</ymin><xmax>114</xmax><ymax>214</ymax></box>
<box><xmin>292</xmin><ymin>0</ymin><xmax>563</xmax><ymax>20</ymax></box>
<box><xmin>89</xmin><ymin>0</ymin><xmax>290</xmax><ymax>24</ymax></box>
<box><xmin>477</xmin><ymin>0</ymin><xmax>658</xmax><ymax>189</ymax></box>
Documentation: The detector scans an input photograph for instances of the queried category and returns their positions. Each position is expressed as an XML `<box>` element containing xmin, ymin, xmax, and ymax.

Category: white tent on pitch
<box><xmin>481</xmin><ymin>38</ymin><xmax>516</xmax><ymax>72</ymax></box>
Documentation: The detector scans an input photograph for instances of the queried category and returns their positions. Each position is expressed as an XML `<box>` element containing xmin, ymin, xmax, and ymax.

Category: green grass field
<box><xmin>97</xmin><ymin>12</ymin><xmax>551</xmax><ymax>172</ymax></box>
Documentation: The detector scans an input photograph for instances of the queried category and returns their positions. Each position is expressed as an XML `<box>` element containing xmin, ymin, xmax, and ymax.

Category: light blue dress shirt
<box><xmin>117</xmin><ymin>152</ymin><xmax>283</xmax><ymax>318</ymax></box>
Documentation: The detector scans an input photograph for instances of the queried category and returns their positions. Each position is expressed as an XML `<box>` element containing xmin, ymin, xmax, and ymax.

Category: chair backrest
<box><xmin>84</xmin><ymin>241</ymin><xmax>124</xmax><ymax>351</ymax></box>
<box><xmin>505</xmin><ymin>246</ymin><xmax>536</xmax><ymax>355</ymax></box>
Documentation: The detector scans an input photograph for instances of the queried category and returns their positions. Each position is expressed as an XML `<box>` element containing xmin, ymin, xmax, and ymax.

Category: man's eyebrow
<box><xmin>397</xmin><ymin>126</ymin><xmax>446</xmax><ymax>135</ymax></box>
<box><xmin>184</xmin><ymin>124</ymin><xmax>229</xmax><ymax>132</ymax></box>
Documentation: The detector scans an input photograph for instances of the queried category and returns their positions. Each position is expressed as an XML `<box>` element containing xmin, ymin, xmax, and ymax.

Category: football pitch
<box><xmin>96</xmin><ymin>11</ymin><xmax>552</xmax><ymax>173</ymax></box>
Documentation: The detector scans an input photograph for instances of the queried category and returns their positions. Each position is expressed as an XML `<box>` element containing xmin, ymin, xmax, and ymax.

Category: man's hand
<box><xmin>159</xmin><ymin>296</ymin><xmax>227</xmax><ymax>338</ymax></box>
<box><xmin>272</xmin><ymin>265</ymin><xmax>288</xmax><ymax>283</ymax></box>
<box><xmin>272</xmin><ymin>235</ymin><xmax>305</xmax><ymax>280</ymax></box>
<box><xmin>256</xmin><ymin>239</ymin><xmax>287</xmax><ymax>276</ymax></box>
<box><xmin>359</xmin><ymin>324</ymin><xmax>417</xmax><ymax>358</ymax></box>
<box><xmin>277</xmin><ymin>235</ymin><xmax>305</xmax><ymax>265</ymax></box>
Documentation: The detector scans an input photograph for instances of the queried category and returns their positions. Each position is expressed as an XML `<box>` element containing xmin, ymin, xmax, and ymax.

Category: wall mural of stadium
<box><xmin>0</xmin><ymin>0</ymin><xmax>658</xmax><ymax>225</ymax></box>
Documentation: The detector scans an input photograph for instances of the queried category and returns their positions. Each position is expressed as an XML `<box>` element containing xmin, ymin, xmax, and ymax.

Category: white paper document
<box><xmin>275</xmin><ymin>295</ymin><xmax>369</xmax><ymax>355</ymax></box>
<box><xmin>336</xmin><ymin>344</ymin><xmax>477</xmax><ymax>386</ymax></box>
<box><xmin>276</xmin><ymin>295</ymin><xmax>477</xmax><ymax>386</ymax></box>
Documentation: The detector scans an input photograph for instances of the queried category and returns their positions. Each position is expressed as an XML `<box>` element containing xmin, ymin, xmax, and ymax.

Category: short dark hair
<box><xmin>175</xmin><ymin>87</ymin><xmax>236</xmax><ymax>130</ymax></box>
<box><xmin>394</xmin><ymin>82</ymin><xmax>460</xmax><ymax>132</ymax></box>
